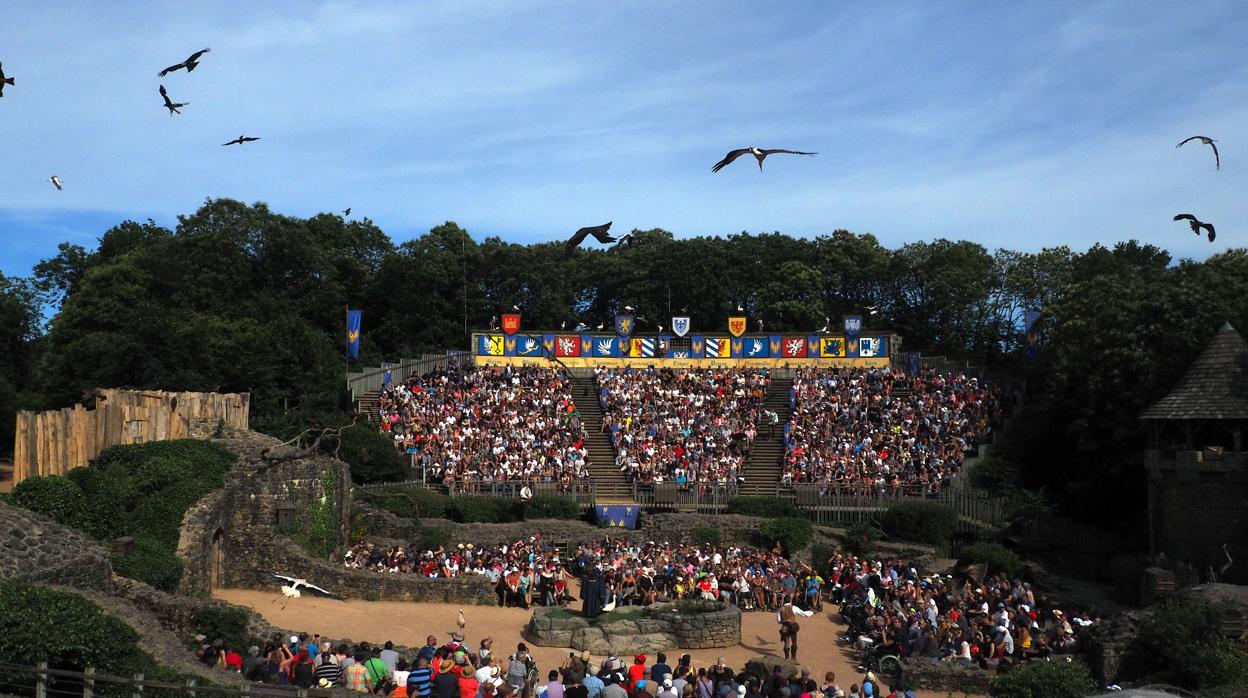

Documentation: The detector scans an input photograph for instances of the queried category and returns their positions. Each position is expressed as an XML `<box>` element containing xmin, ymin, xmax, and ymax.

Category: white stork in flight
<box><xmin>268</xmin><ymin>574</ymin><xmax>344</xmax><ymax>608</ymax></box>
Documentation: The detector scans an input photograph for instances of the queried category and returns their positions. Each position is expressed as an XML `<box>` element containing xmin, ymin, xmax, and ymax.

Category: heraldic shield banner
<box><xmin>501</xmin><ymin>313</ymin><xmax>521</xmax><ymax>336</ymax></box>
<box><xmin>615</xmin><ymin>314</ymin><xmax>635</xmax><ymax>336</ymax></box>
<box><xmin>728</xmin><ymin>316</ymin><xmax>747</xmax><ymax>337</ymax></box>
<box><xmin>671</xmin><ymin>316</ymin><xmax>690</xmax><ymax>337</ymax></box>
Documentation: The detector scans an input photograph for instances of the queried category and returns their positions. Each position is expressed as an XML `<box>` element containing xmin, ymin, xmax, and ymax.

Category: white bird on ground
<box><xmin>737</xmin><ymin>304</ymin><xmax>744</xmax><ymax>312</ymax></box>
<box><xmin>49</xmin><ymin>176</ymin><xmax>63</xmax><ymax>191</ymax></box>
<box><xmin>596</xmin><ymin>323</ymin><xmax>604</xmax><ymax>330</ymax></box>
<box><xmin>457</xmin><ymin>608</ymin><xmax>466</xmax><ymax>630</ymax></box>
<box><xmin>818</xmin><ymin>316</ymin><xmax>830</xmax><ymax>333</ymax></box>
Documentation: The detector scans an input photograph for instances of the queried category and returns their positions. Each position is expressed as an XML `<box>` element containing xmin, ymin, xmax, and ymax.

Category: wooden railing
<box><xmin>0</xmin><ymin>661</ymin><xmax>331</xmax><ymax>698</ymax></box>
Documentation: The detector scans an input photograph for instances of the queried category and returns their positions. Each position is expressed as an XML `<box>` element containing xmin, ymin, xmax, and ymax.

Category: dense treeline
<box><xmin>2</xmin><ymin>198</ymin><xmax>1247</xmax><ymax>527</ymax></box>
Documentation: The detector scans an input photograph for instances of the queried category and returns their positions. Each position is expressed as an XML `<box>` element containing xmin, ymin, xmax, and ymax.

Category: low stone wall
<box><xmin>901</xmin><ymin>659</ymin><xmax>995</xmax><ymax>693</ymax></box>
<box><xmin>525</xmin><ymin>602</ymin><xmax>740</xmax><ymax>655</ymax></box>
<box><xmin>0</xmin><ymin>501</ymin><xmax>114</xmax><ymax>592</ymax></box>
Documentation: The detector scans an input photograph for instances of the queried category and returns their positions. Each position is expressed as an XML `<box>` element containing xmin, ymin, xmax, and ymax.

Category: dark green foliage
<box><xmin>958</xmin><ymin>542</ymin><xmax>1021</xmax><ymax>577</ymax></box>
<box><xmin>758</xmin><ymin>517</ymin><xmax>813</xmax><ymax>554</ymax></box>
<box><xmin>191</xmin><ymin>606</ymin><xmax>252</xmax><ymax>651</ymax></box>
<box><xmin>113</xmin><ymin>537</ymin><xmax>185</xmax><ymax>592</ymax></box>
<box><xmin>449</xmin><ymin>497</ymin><xmax>521</xmax><ymax>524</ymax></box>
<box><xmin>989</xmin><ymin>659</ymin><xmax>1097</xmax><ymax>698</ymax></box>
<box><xmin>692</xmin><ymin>524</ymin><xmax>722</xmax><ymax>546</ymax></box>
<box><xmin>727</xmin><ymin>496</ymin><xmax>798</xmax><ymax>519</ymax></box>
<box><xmin>416</xmin><ymin>522</ymin><xmax>453</xmax><ymax>551</ymax></box>
<box><xmin>358</xmin><ymin>486</ymin><xmax>448</xmax><ymax>520</ymax></box>
<box><xmin>288</xmin><ymin>469</ymin><xmax>339</xmax><ymax>559</ymax></box>
<box><xmin>0</xmin><ymin>579</ymin><xmax>163</xmax><ymax>679</ymax></box>
<box><xmin>336</xmin><ymin>423</ymin><xmax>408</xmax><ymax>484</ymax></box>
<box><xmin>1132</xmin><ymin>599</ymin><xmax>1248</xmax><ymax>691</ymax></box>
<box><xmin>879</xmin><ymin>500</ymin><xmax>958</xmax><ymax>546</ymax></box>
<box><xmin>809</xmin><ymin>541</ymin><xmax>836</xmax><ymax>576</ymax></box>
<box><xmin>6</xmin><ymin>440</ymin><xmax>233</xmax><ymax>591</ymax></box>
<box><xmin>524</xmin><ymin>495</ymin><xmax>582</xmax><ymax>520</ymax></box>
<box><xmin>843</xmin><ymin>521</ymin><xmax>883</xmax><ymax>555</ymax></box>
<box><xmin>10</xmin><ymin>476</ymin><xmax>89</xmax><ymax>530</ymax></box>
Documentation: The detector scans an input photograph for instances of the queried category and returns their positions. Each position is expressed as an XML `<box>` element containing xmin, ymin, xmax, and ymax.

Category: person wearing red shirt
<box><xmin>627</xmin><ymin>656</ymin><xmax>647</xmax><ymax>691</ymax></box>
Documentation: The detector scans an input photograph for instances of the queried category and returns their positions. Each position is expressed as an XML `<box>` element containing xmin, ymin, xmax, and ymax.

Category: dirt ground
<box><xmin>216</xmin><ymin>588</ymin><xmax>949</xmax><ymax>696</ymax></box>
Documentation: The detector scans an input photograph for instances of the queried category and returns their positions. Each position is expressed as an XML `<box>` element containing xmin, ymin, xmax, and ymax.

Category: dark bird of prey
<box><xmin>1174</xmin><ymin>214</ymin><xmax>1216</xmax><ymax>242</ymax></box>
<box><xmin>343</xmin><ymin>208</ymin><xmax>351</xmax><ymax>217</ymax></box>
<box><xmin>564</xmin><ymin>222</ymin><xmax>615</xmax><ymax>256</ymax></box>
<box><xmin>0</xmin><ymin>62</ymin><xmax>14</xmax><ymax>98</ymax></box>
<box><xmin>818</xmin><ymin>317</ymin><xmax>830</xmax><ymax>334</ymax></box>
<box><xmin>158</xmin><ymin>48</ymin><xmax>211</xmax><ymax>77</ymax></box>
<box><xmin>1176</xmin><ymin>136</ymin><xmax>1219</xmax><ymax>170</ymax></box>
<box><xmin>49</xmin><ymin>176</ymin><xmax>63</xmax><ymax>191</ymax></box>
<box><xmin>159</xmin><ymin>85</ymin><xmax>188</xmax><ymax>115</ymax></box>
<box><xmin>712</xmin><ymin>147</ymin><xmax>817</xmax><ymax>172</ymax></box>
<box><xmin>222</xmin><ymin>135</ymin><xmax>260</xmax><ymax>146</ymax></box>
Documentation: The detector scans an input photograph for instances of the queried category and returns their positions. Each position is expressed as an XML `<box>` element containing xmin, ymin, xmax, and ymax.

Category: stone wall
<box><xmin>1146</xmin><ymin>449</ymin><xmax>1248</xmax><ymax>582</ymax></box>
<box><xmin>525</xmin><ymin>602</ymin><xmax>740</xmax><ymax>655</ymax></box>
<box><xmin>0</xmin><ymin>501</ymin><xmax>114</xmax><ymax>591</ymax></box>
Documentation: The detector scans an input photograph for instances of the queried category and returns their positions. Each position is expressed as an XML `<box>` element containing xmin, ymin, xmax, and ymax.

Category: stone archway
<box><xmin>209</xmin><ymin>528</ymin><xmax>225</xmax><ymax>589</ymax></box>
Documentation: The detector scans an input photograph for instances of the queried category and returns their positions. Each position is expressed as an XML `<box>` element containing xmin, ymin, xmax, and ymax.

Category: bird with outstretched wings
<box><xmin>0</xmin><ymin>62</ymin><xmax>14</xmax><ymax>98</ymax></box>
<box><xmin>712</xmin><ymin>147</ymin><xmax>817</xmax><ymax>172</ymax></box>
<box><xmin>159</xmin><ymin>85</ymin><xmax>188</xmax><ymax>115</ymax></box>
<box><xmin>564</xmin><ymin>222</ymin><xmax>615</xmax><ymax>256</ymax></box>
<box><xmin>1174</xmin><ymin>214</ymin><xmax>1216</xmax><ymax>242</ymax></box>
<box><xmin>159</xmin><ymin>48</ymin><xmax>211</xmax><ymax>77</ymax></box>
<box><xmin>49</xmin><ymin>175</ymin><xmax>63</xmax><ymax>191</ymax></box>
<box><xmin>1176</xmin><ymin>136</ymin><xmax>1219</xmax><ymax>170</ymax></box>
<box><xmin>268</xmin><ymin>573</ymin><xmax>344</xmax><ymax>600</ymax></box>
<box><xmin>223</xmin><ymin>135</ymin><xmax>261</xmax><ymax>146</ymax></box>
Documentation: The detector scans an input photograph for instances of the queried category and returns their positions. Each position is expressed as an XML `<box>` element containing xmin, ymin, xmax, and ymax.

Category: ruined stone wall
<box><xmin>0</xmin><ymin>501</ymin><xmax>114</xmax><ymax>591</ymax></box>
<box><xmin>525</xmin><ymin>602</ymin><xmax>741</xmax><ymax>654</ymax></box>
<box><xmin>1147</xmin><ymin>449</ymin><xmax>1248</xmax><ymax>578</ymax></box>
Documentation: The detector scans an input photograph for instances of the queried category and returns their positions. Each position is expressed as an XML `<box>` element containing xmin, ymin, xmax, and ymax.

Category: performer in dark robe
<box><xmin>582</xmin><ymin>568</ymin><xmax>606</xmax><ymax>618</ymax></box>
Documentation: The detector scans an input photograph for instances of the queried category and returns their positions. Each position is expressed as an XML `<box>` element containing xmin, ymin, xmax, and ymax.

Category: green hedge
<box><xmin>451</xmin><ymin>497</ymin><xmax>520</xmax><ymax>523</ymax></box>
<box><xmin>0</xmin><ymin>580</ymin><xmax>180</xmax><ymax>683</ymax></box>
<box><xmin>6</xmin><ymin>440</ymin><xmax>235</xmax><ymax>592</ymax></box>
<box><xmin>880</xmin><ymin>500</ymin><xmax>958</xmax><ymax>546</ymax></box>
<box><xmin>191</xmin><ymin>606</ymin><xmax>253</xmax><ymax>651</ymax></box>
<box><xmin>727</xmin><ymin>496</ymin><xmax>799</xmax><ymax>519</ymax></box>
<box><xmin>958</xmin><ymin>542</ymin><xmax>1022</xmax><ymax>577</ymax></box>
<box><xmin>1134</xmin><ymin>598</ymin><xmax>1248</xmax><ymax>691</ymax></box>
<box><xmin>359</xmin><ymin>485</ymin><xmax>449</xmax><ymax>519</ymax></box>
<box><xmin>525</xmin><ymin>495</ymin><xmax>582</xmax><ymax>520</ymax></box>
<box><xmin>359</xmin><ymin>488</ymin><xmax>583</xmax><ymax>524</ymax></box>
<box><xmin>758</xmin><ymin>517</ymin><xmax>813</xmax><ymax>554</ymax></box>
<box><xmin>989</xmin><ymin>659</ymin><xmax>1097</xmax><ymax>698</ymax></box>
<box><xmin>692</xmin><ymin>524</ymin><xmax>722</xmax><ymax>546</ymax></box>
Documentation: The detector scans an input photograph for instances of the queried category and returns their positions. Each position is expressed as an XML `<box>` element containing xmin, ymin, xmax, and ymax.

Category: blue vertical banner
<box><xmin>1024</xmin><ymin>310</ymin><xmax>1041</xmax><ymax>361</ymax></box>
<box><xmin>346</xmin><ymin>309</ymin><xmax>362</xmax><ymax>359</ymax></box>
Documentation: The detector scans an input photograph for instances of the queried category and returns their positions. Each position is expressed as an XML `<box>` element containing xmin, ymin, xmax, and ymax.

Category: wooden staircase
<box><xmin>740</xmin><ymin>376</ymin><xmax>793</xmax><ymax>496</ymax></box>
<box><xmin>571</xmin><ymin>375</ymin><xmax>633</xmax><ymax>501</ymax></box>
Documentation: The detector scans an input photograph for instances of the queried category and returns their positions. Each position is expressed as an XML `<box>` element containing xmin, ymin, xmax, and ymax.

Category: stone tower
<box><xmin>1141</xmin><ymin>322</ymin><xmax>1248</xmax><ymax>583</ymax></box>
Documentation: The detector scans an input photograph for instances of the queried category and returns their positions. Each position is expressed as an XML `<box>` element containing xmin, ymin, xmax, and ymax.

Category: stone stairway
<box><xmin>571</xmin><ymin>375</ymin><xmax>633</xmax><ymax>501</ymax></box>
<box><xmin>740</xmin><ymin>376</ymin><xmax>793</xmax><ymax>496</ymax></box>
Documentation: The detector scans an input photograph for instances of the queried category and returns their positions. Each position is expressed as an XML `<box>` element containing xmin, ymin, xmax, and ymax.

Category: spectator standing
<box><xmin>314</xmin><ymin>649</ymin><xmax>341</xmax><ymax>687</ymax></box>
<box><xmin>583</xmin><ymin>669</ymin><xmax>605</xmax><ymax>698</ymax></box>
<box><xmin>408</xmin><ymin>656</ymin><xmax>434</xmax><ymax>698</ymax></box>
<box><xmin>545</xmin><ymin>670</ymin><xmax>566</xmax><ymax>698</ymax></box>
<box><xmin>649</xmin><ymin>654</ymin><xmax>672</xmax><ymax>683</ymax></box>
<box><xmin>343</xmin><ymin>653</ymin><xmax>374</xmax><ymax>694</ymax></box>
<box><xmin>381</xmin><ymin>641</ymin><xmax>401</xmax><ymax>673</ymax></box>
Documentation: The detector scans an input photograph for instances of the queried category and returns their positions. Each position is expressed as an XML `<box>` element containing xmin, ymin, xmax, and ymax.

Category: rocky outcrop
<box><xmin>0</xmin><ymin>501</ymin><xmax>114</xmax><ymax>591</ymax></box>
<box><xmin>525</xmin><ymin>602</ymin><xmax>740</xmax><ymax>654</ymax></box>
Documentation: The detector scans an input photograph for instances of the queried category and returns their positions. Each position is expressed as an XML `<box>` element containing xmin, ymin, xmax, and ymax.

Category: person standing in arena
<box><xmin>777</xmin><ymin>599</ymin><xmax>815</xmax><ymax>660</ymax></box>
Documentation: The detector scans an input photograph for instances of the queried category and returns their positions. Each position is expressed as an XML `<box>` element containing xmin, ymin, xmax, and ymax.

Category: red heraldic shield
<box><xmin>501</xmin><ymin>314</ymin><xmax>521</xmax><ymax>336</ymax></box>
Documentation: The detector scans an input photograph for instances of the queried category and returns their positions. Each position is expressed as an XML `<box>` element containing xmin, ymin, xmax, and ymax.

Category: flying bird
<box><xmin>512</xmin><ymin>304</ymin><xmax>520</xmax><ymax>311</ymax></box>
<box><xmin>623</xmin><ymin>305</ymin><xmax>634</xmax><ymax>312</ymax></box>
<box><xmin>268</xmin><ymin>574</ymin><xmax>342</xmax><ymax>608</ymax></box>
<box><xmin>0</xmin><ymin>62</ymin><xmax>13</xmax><ymax>97</ymax></box>
<box><xmin>867</xmin><ymin>305</ymin><xmax>878</xmax><ymax>315</ymax></box>
<box><xmin>1176</xmin><ymin>136</ymin><xmax>1219</xmax><ymax>170</ymax></box>
<box><xmin>1174</xmin><ymin>214</ymin><xmax>1216</xmax><ymax>242</ymax></box>
<box><xmin>343</xmin><ymin>208</ymin><xmax>351</xmax><ymax>217</ymax></box>
<box><xmin>564</xmin><ymin>222</ymin><xmax>615</xmax><ymax>256</ymax></box>
<box><xmin>159</xmin><ymin>85</ymin><xmax>188</xmax><ymax>115</ymax></box>
<box><xmin>222</xmin><ymin>135</ymin><xmax>260</xmax><ymax>146</ymax></box>
<box><xmin>49</xmin><ymin>176</ymin><xmax>63</xmax><ymax>191</ymax></box>
<box><xmin>457</xmin><ymin>608</ymin><xmax>467</xmax><ymax>630</ymax></box>
<box><xmin>614</xmin><ymin>231</ymin><xmax>638</xmax><ymax>247</ymax></box>
<box><xmin>158</xmin><ymin>48</ymin><xmax>211</xmax><ymax>77</ymax></box>
<box><xmin>712</xmin><ymin>147</ymin><xmax>817</xmax><ymax>172</ymax></box>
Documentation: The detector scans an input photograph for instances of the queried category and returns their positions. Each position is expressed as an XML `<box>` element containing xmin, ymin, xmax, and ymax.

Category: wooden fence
<box><xmin>12</xmin><ymin>389</ymin><xmax>249</xmax><ymax>485</ymax></box>
<box><xmin>0</xmin><ymin>661</ymin><xmax>330</xmax><ymax>698</ymax></box>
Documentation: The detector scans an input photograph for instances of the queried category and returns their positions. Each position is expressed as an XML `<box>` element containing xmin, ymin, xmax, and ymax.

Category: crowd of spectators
<box><xmin>783</xmin><ymin>368</ymin><xmax>1000</xmax><ymax>494</ymax></box>
<box><xmin>375</xmin><ymin>366</ymin><xmax>590</xmax><ymax>489</ymax></box>
<box><xmin>595</xmin><ymin>368</ymin><xmax>768</xmax><ymax>487</ymax></box>
<box><xmin>828</xmin><ymin>552</ymin><xmax>1097</xmax><ymax>674</ymax></box>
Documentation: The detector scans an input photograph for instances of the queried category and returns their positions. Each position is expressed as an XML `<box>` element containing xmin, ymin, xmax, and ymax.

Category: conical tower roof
<box><xmin>1142</xmin><ymin>323</ymin><xmax>1248</xmax><ymax>420</ymax></box>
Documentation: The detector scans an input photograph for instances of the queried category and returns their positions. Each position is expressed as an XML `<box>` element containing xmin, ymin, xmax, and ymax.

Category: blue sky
<box><xmin>2</xmin><ymin>1</ymin><xmax>1246</xmax><ymax>278</ymax></box>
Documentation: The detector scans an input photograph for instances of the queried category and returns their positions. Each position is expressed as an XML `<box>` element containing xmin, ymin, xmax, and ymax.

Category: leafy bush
<box><xmin>692</xmin><ymin>524</ymin><xmax>722</xmax><ymax>546</ymax></box>
<box><xmin>879</xmin><ymin>500</ymin><xmax>958</xmax><ymax>546</ymax></box>
<box><xmin>128</xmin><ymin>480</ymin><xmax>211</xmax><ymax>547</ymax></box>
<box><xmin>958</xmin><ymin>542</ymin><xmax>1022</xmax><ymax>577</ymax></box>
<box><xmin>524</xmin><ymin>496</ymin><xmax>581</xmax><ymax>520</ymax></box>
<box><xmin>989</xmin><ymin>659</ymin><xmax>1097</xmax><ymax>698</ymax></box>
<box><xmin>66</xmin><ymin>467</ymin><xmax>127</xmax><ymax>540</ymax></box>
<box><xmin>10</xmin><ymin>476</ymin><xmax>88</xmax><ymax>530</ymax></box>
<box><xmin>843</xmin><ymin>520</ymin><xmax>883</xmax><ymax>555</ymax></box>
<box><xmin>1134</xmin><ymin>598</ymin><xmax>1248</xmax><ymax>690</ymax></box>
<box><xmin>359</xmin><ymin>486</ymin><xmax>449</xmax><ymax>520</ymax></box>
<box><xmin>336</xmin><ymin>423</ymin><xmax>408</xmax><ymax>484</ymax></box>
<box><xmin>192</xmin><ymin>605</ymin><xmax>253</xmax><ymax>650</ymax></box>
<box><xmin>113</xmin><ymin>536</ymin><xmax>185</xmax><ymax>592</ymax></box>
<box><xmin>0</xmin><ymin>579</ymin><xmax>164</xmax><ymax>678</ymax></box>
<box><xmin>417</xmin><ymin>522</ymin><xmax>453</xmax><ymax>551</ymax></box>
<box><xmin>728</xmin><ymin>496</ymin><xmax>798</xmax><ymax>519</ymax></box>
<box><xmin>450</xmin><ymin>497</ymin><xmax>520</xmax><ymax>523</ymax></box>
<box><xmin>758</xmin><ymin>517</ymin><xmax>813</xmax><ymax>554</ymax></box>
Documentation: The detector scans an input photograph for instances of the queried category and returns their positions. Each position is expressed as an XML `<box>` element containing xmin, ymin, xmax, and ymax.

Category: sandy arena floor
<box><xmin>216</xmin><ymin>588</ymin><xmax>955</xmax><ymax>696</ymax></box>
